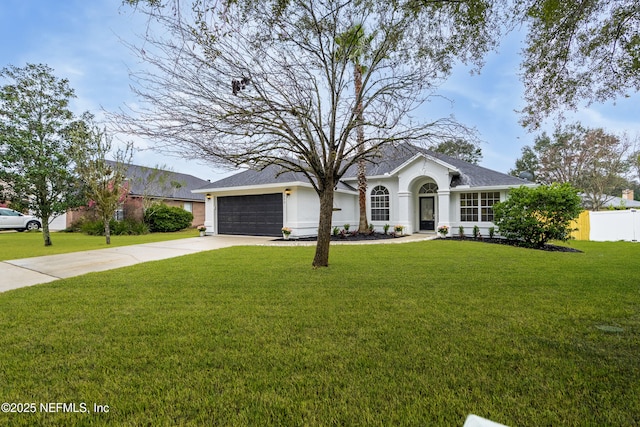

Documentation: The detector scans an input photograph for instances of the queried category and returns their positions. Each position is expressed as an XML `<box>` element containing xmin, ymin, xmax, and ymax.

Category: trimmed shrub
<box><xmin>113</xmin><ymin>219</ymin><xmax>150</xmax><ymax>235</ymax></box>
<box><xmin>492</xmin><ymin>183</ymin><xmax>582</xmax><ymax>248</ymax></box>
<box><xmin>81</xmin><ymin>219</ymin><xmax>108</xmax><ymax>236</ymax></box>
<box><xmin>144</xmin><ymin>204</ymin><xmax>193</xmax><ymax>232</ymax></box>
<box><xmin>75</xmin><ymin>218</ymin><xmax>149</xmax><ymax>236</ymax></box>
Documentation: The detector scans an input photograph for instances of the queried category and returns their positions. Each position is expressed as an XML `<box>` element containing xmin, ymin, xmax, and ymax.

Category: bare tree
<box><xmin>117</xmin><ymin>0</ymin><xmax>506</xmax><ymax>267</ymax></box>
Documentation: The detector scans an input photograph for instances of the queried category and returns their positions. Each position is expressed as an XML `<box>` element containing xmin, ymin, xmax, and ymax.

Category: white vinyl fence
<box><xmin>589</xmin><ymin>209</ymin><xmax>640</xmax><ymax>242</ymax></box>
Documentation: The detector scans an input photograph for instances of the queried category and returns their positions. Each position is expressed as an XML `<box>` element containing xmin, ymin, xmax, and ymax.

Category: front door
<box><xmin>419</xmin><ymin>197</ymin><xmax>435</xmax><ymax>231</ymax></box>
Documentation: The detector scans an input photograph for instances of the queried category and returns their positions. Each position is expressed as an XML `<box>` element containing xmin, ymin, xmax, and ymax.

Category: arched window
<box><xmin>419</xmin><ymin>182</ymin><xmax>438</xmax><ymax>194</ymax></box>
<box><xmin>371</xmin><ymin>185</ymin><xmax>390</xmax><ymax>221</ymax></box>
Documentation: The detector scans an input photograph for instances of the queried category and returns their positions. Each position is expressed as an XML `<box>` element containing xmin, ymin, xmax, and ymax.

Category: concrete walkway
<box><xmin>0</xmin><ymin>235</ymin><xmax>273</xmax><ymax>293</ymax></box>
<box><xmin>0</xmin><ymin>233</ymin><xmax>435</xmax><ymax>293</ymax></box>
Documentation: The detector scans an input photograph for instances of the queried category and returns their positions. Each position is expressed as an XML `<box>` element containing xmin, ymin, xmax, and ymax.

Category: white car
<box><xmin>0</xmin><ymin>208</ymin><xmax>42</xmax><ymax>231</ymax></box>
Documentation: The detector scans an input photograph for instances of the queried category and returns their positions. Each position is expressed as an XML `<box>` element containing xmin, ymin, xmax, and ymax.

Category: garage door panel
<box><xmin>218</xmin><ymin>194</ymin><xmax>283</xmax><ymax>236</ymax></box>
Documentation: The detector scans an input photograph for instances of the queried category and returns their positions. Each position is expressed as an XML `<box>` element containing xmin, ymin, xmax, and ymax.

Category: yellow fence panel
<box><xmin>570</xmin><ymin>210</ymin><xmax>590</xmax><ymax>240</ymax></box>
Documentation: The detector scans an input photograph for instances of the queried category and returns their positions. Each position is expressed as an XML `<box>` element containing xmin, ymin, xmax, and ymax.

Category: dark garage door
<box><xmin>217</xmin><ymin>193</ymin><xmax>283</xmax><ymax>236</ymax></box>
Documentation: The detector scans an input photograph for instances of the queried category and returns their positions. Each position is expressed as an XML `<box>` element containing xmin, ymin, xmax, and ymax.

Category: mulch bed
<box><xmin>445</xmin><ymin>236</ymin><xmax>583</xmax><ymax>252</ymax></box>
<box><xmin>275</xmin><ymin>233</ymin><xmax>582</xmax><ymax>252</ymax></box>
<box><xmin>274</xmin><ymin>233</ymin><xmax>407</xmax><ymax>242</ymax></box>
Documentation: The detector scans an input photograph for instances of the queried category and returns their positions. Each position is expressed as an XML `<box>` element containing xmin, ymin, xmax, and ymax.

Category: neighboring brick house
<box><xmin>66</xmin><ymin>162</ymin><xmax>211</xmax><ymax>228</ymax></box>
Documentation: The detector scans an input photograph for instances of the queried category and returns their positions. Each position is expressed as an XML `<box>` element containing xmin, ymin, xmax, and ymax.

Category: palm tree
<box><xmin>336</xmin><ymin>24</ymin><xmax>372</xmax><ymax>232</ymax></box>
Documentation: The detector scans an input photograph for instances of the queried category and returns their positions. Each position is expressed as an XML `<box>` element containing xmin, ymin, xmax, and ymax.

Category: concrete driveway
<box><xmin>0</xmin><ymin>233</ymin><xmax>434</xmax><ymax>293</ymax></box>
<box><xmin>0</xmin><ymin>235</ymin><xmax>273</xmax><ymax>293</ymax></box>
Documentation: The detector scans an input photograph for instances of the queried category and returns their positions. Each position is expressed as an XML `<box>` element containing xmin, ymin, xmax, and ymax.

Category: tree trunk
<box><xmin>104</xmin><ymin>215</ymin><xmax>112</xmax><ymax>245</ymax></box>
<box><xmin>42</xmin><ymin>217</ymin><xmax>52</xmax><ymax>247</ymax></box>
<box><xmin>358</xmin><ymin>158</ymin><xmax>367</xmax><ymax>231</ymax></box>
<box><xmin>355</xmin><ymin>63</ymin><xmax>368</xmax><ymax>232</ymax></box>
<box><xmin>312</xmin><ymin>186</ymin><xmax>335</xmax><ymax>268</ymax></box>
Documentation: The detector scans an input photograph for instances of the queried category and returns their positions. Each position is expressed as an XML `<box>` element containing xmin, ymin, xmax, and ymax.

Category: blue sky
<box><xmin>1</xmin><ymin>0</ymin><xmax>639</xmax><ymax>181</ymax></box>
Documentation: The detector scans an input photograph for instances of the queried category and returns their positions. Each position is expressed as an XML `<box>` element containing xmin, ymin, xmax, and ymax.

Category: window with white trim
<box><xmin>114</xmin><ymin>205</ymin><xmax>125</xmax><ymax>221</ymax></box>
<box><xmin>460</xmin><ymin>193</ymin><xmax>478</xmax><ymax>222</ymax></box>
<box><xmin>371</xmin><ymin>185</ymin><xmax>390</xmax><ymax>221</ymax></box>
<box><xmin>481</xmin><ymin>192</ymin><xmax>500</xmax><ymax>222</ymax></box>
<box><xmin>460</xmin><ymin>192</ymin><xmax>500</xmax><ymax>222</ymax></box>
<box><xmin>419</xmin><ymin>183</ymin><xmax>438</xmax><ymax>194</ymax></box>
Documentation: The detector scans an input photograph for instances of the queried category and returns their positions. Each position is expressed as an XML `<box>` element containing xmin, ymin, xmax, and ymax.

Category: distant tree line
<box><xmin>510</xmin><ymin>123</ymin><xmax>638</xmax><ymax>210</ymax></box>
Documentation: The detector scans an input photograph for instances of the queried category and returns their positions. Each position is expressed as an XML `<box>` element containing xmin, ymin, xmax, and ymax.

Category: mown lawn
<box><xmin>0</xmin><ymin>229</ymin><xmax>199</xmax><ymax>261</ymax></box>
<box><xmin>0</xmin><ymin>240</ymin><xmax>638</xmax><ymax>426</ymax></box>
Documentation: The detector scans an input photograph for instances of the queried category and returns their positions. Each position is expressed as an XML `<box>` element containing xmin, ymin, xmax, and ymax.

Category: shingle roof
<box><xmin>199</xmin><ymin>165</ymin><xmax>307</xmax><ymax>189</ymax></box>
<box><xmin>198</xmin><ymin>164</ymin><xmax>356</xmax><ymax>192</ymax></box>
<box><xmin>200</xmin><ymin>143</ymin><xmax>529</xmax><ymax>191</ymax></box>
<box><xmin>107</xmin><ymin>161</ymin><xmax>210</xmax><ymax>201</ymax></box>
<box><xmin>582</xmin><ymin>194</ymin><xmax>640</xmax><ymax>209</ymax></box>
<box><xmin>343</xmin><ymin>143</ymin><xmax>529</xmax><ymax>188</ymax></box>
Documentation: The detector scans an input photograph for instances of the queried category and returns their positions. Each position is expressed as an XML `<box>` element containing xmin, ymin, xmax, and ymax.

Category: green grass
<box><xmin>0</xmin><ymin>240</ymin><xmax>639</xmax><ymax>426</ymax></box>
<box><xmin>0</xmin><ymin>229</ymin><xmax>200</xmax><ymax>261</ymax></box>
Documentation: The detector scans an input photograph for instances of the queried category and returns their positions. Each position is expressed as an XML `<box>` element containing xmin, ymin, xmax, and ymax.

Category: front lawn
<box><xmin>0</xmin><ymin>240</ymin><xmax>638</xmax><ymax>426</ymax></box>
<box><xmin>0</xmin><ymin>229</ymin><xmax>199</xmax><ymax>261</ymax></box>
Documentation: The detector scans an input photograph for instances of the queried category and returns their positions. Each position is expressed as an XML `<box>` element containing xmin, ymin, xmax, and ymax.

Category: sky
<box><xmin>1</xmin><ymin>0</ymin><xmax>639</xmax><ymax>182</ymax></box>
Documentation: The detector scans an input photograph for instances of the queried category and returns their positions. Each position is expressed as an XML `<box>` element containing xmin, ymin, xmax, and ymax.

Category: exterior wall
<box><xmin>66</xmin><ymin>208</ymin><xmax>81</xmax><ymax>228</ymax></box>
<box><xmin>203</xmin><ymin>185</ymin><xmax>358</xmax><ymax>237</ymax></box>
<box><xmin>123</xmin><ymin>197</ymin><xmax>144</xmax><ymax>222</ymax></box>
<box><xmin>332</xmin><ymin>191</ymin><xmax>358</xmax><ymax>231</ymax></box>
<box><xmin>394</xmin><ymin>157</ymin><xmax>451</xmax><ymax>234</ymax></box>
<box><xmin>366</xmin><ymin>177</ymin><xmax>400</xmax><ymax>233</ymax></box>
<box><xmin>66</xmin><ymin>206</ymin><xmax>98</xmax><ymax>228</ymax></box>
<box><xmin>345</xmin><ymin>157</ymin><xmax>458</xmax><ymax>234</ymax></box>
<box><xmin>191</xmin><ymin>201</ymin><xmax>205</xmax><ymax>227</ymax></box>
<box><xmin>200</xmin><ymin>154</ymin><xmax>523</xmax><ymax>237</ymax></box>
<box><xmin>49</xmin><ymin>214</ymin><xmax>67</xmax><ymax>231</ymax></box>
<box><xmin>204</xmin><ymin>196</ymin><xmax>214</xmax><ymax>233</ymax></box>
<box><xmin>449</xmin><ymin>189</ymin><xmax>508</xmax><ymax>237</ymax></box>
<box><xmin>284</xmin><ymin>187</ymin><xmax>318</xmax><ymax>235</ymax></box>
<box><xmin>284</xmin><ymin>186</ymin><xmax>357</xmax><ymax>236</ymax></box>
<box><xmin>163</xmin><ymin>199</ymin><xmax>205</xmax><ymax>226</ymax></box>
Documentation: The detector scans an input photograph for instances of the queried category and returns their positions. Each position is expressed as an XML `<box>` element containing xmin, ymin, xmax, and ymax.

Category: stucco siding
<box><xmin>284</xmin><ymin>187</ymin><xmax>358</xmax><ymax>236</ymax></box>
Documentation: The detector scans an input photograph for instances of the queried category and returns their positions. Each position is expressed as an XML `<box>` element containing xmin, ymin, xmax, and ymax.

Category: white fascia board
<box><xmin>192</xmin><ymin>181</ymin><xmax>311</xmax><ymax>194</ymax></box>
<box><xmin>353</xmin><ymin>174</ymin><xmax>396</xmax><ymax>181</ymax></box>
<box><xmin>192</xmin><ymin>181</ymin><xmax>357</xmax><ymax>195</ymax></box>
<box><xmin>449</xmin><ymin>183</ymin><xmax>537</xmax><ymax>192</ymax></box>
<box><xmin>342</xmin><ymin>153</ymin><xmax>460</xmax><ymax>183</ymax></box>
<box><xmin>395</xmin><ymin>153</ymin><xmax>460</xmax><ymax>175</ymax></box>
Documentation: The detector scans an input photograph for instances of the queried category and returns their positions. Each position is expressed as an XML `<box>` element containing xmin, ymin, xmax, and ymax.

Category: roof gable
<box><xmin>343</xmin><ymin>143</ymin><xmax>529</xmax><ymax>188</ymax></box>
